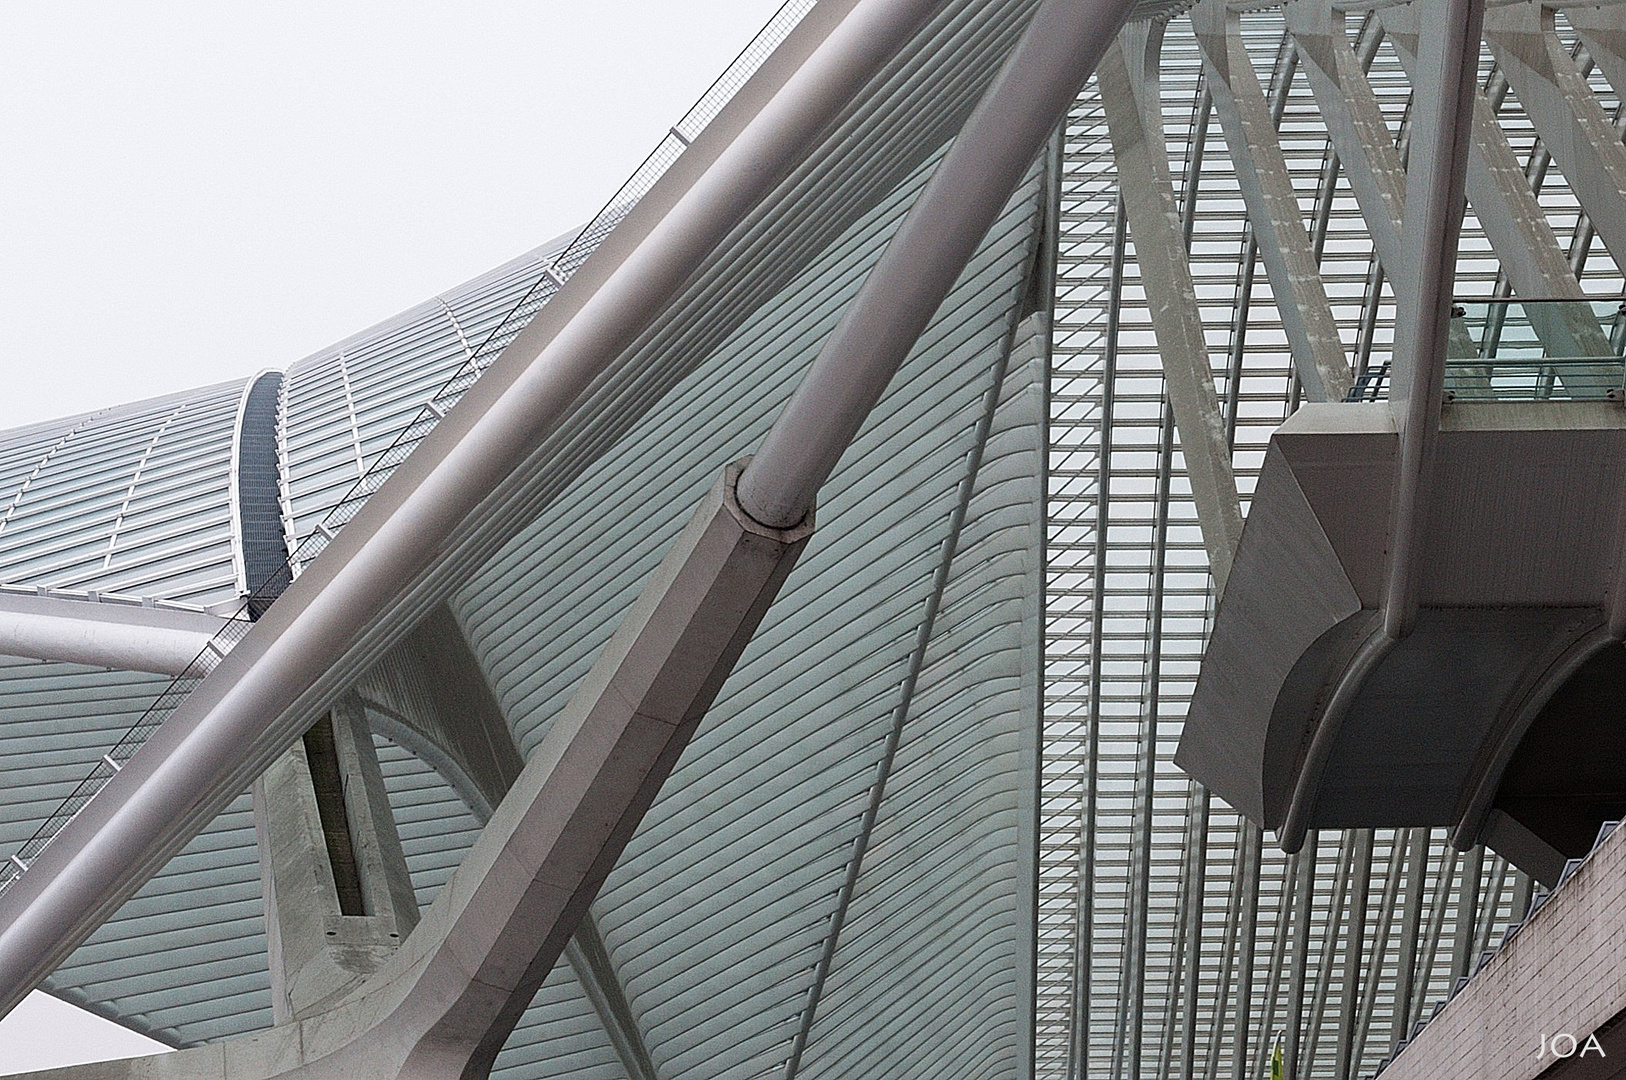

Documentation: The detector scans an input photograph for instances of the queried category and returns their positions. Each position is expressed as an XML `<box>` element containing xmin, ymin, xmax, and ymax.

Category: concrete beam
<box><xmin>1381</xmin><ymin>6</ymin><xmax>1612</xmax><ymax>366</ymax></box>
<box><xmin>255</xmin><ymin>691</ymin><xmax>418</xmax><ymax>1025</ymax></box>
<box><xmin>1191</xmin><ymin>0</ymin><xmax>1353</xmax><ymax>403</ymax></box>
<box><xmin>1483</xmin><ymin>1</ymin><xmax>1626</xmax><ymax>271</ymax></box>
<box><xmin>0</xmin><ymin>591</ymin><xmax>230</xmax><ymax>677</ymax></box>
<box><xmin>1099</xmin><ymin>25</ymin><xmax>1244</xmax><ymax>592</ymax></box>
<box><xmin>1287</xmin><ymin>2</ymin><xmax>1407</xmax><ymax>274</ymax></box>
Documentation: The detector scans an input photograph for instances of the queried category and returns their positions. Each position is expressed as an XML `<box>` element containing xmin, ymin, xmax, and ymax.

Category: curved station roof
<box><xmin>2</xmin><ymin>1</ymin><xmax>1625</xmax><ymax>1079</ymax></box>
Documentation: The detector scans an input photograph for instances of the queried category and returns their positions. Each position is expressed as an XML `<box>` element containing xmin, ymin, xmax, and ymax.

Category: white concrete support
<box><xmin>1380</xmin><ymin>6</ymin><xmax>1611</xmax><ymax>363</ymax></box>
<box><xmin>1482</xmin><ymin>2</ymin><xmax>1626</xmax><ymax>270</ymax></box>
<box><xmin>0</xmin><ymin>592</ymin><xmax>229</xmax><ymax>677</ymax></box>
<box><xmin>255</xmin><ymin>691</ymin><xmax>418</xmax><ymax>1025</ymax></box>
<box><xmin>1191</xmin><ymin>0</ymin><xmax>1352</xmax><ymax>403</ymax></box>
<box><xmin>1287</xmin><ymin>3</ymin><xmax>1406</xmax><ymax>274</ymax></box>
<box><xmin>0</xmin><ymin>0</ymin><xmax>942</xmax><ymax>1019</ymax></box>
<box><xmin>1099</xmin><ymin>24</ymin><xmax>1244</xmax><ymax>592</ymax></box>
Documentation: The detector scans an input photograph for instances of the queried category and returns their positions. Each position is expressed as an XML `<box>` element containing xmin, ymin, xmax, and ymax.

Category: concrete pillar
<box><xmin>254</xmin><ymin>690</ymin><xmax>417</xmax><ymax>1025</ymax></box>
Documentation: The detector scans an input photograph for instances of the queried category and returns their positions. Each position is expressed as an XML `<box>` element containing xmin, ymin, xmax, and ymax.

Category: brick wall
<box><xmin>1383</xmin><ymin>826</ymin><xmax>1626</xmax><ymax>1080</ymax></box>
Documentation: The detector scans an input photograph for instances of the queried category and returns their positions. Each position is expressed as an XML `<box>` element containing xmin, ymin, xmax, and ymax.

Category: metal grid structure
<box><xmin>1040</xmin><ymin>8</ymin><xmax>1626</xmax><ymax>1079</ymax></box>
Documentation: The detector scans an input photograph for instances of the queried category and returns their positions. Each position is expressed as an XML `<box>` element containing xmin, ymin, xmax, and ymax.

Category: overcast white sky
<box><xmin>0</xmin><ymin>0</ymin><xmax>781</xmax><ymax>1067</ymax></box>
<box><xmin>0</xmin><ymin>1</ymin><xmax>782</xmax><ymax>432</ymax></box>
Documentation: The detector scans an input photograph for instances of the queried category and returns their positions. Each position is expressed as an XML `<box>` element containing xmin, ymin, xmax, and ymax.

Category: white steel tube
<box><xmin>1383</xmin><ymin>0</ymin><xmax>1485</xmax><ymax>638</ymax></box>
<box><xmin>0</xmin><ymin>594</ymin><xmax>226</xmax><ymax>677</ymax></box>
<box><xmin>736</xmin><ymin>0</ymin><xmax>1139</xmax><ymax>529</ymax></box>
<box><xmin>0</xmin><ymin>0</ymin><xmax>947</xmax><ymax>1018</ymax></box>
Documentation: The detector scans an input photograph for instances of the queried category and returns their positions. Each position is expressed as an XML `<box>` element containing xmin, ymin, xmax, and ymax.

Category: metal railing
<box><xmin>0</xmin><ymin>0</ymin><xmax>817</xmax><ymax>900</ymax></box>
<box><xmin>1345</xmin><ymin>298</ymin><xmax>1626</xmax><ymax>403</ymax></box>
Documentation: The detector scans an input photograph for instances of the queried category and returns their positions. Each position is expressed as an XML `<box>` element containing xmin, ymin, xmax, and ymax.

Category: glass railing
<box><xmin>1346</xmin><ymin>298</ymin><xmax>1626</xmax><ymax>402</ymax></box>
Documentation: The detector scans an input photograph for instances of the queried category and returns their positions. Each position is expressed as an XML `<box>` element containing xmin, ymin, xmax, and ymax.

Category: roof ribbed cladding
<box><xmin>795</xmin><ymin>345</ymin><xmax>1043</xmax><ymax>1080</ymax></box>
<box><xmin>278</xmin><ymin>237</ymin><xmax>572</xmax><ymax>550</ymax></box>
<box><xmin>0</xmin><ymin>382</ymin><xmax>243</xmax><ymax>606</ymax></box>
<box><xmin>451</xmin><ymin>135</ymin><xmax>1046</xmax><ymax>1077</ymax></box>
<box><xmin>47</xmin><ymin>794</ymin><xmax>268</xmax><ymax>1046</ymax></box>
<box><xmin>0</xmin><ymin>657</ymin><xmax>170</xmax><ymax>860</ymax></box>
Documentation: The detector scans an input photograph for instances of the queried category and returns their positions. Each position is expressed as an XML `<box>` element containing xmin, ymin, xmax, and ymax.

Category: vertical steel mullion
<box><xmin>1391</xmin><ymin>828</ymin><xmax>1429</xmax><ymax>1053</ymax></box>
<box><xmin>1409</xmin><ymin>843</ymin><xmax>1460</xmax><ymax>1036</ymax></box>
<box><xmin>1232</xmin><ymin>822</ymin><xmax>1262</xmax><ymax>1080</ymax></box>
<box><xmin>1335</xmin><ymin>831</ymin><xmax>1374</xmax><ymax>1080</ymax></box>
<box><xmin>1206</xmin><ymin>818</ymin><xmax>1247</xmax><ymax>1080</ymax></box>
<box><xmin>1254</xmin><ymin>853</ymin><xmax>1299</xmax><ymax>1080</ymax></box>
<box><xmin>1509</xmin><ymin>870</ymin><xmax>1535</xmax><ymax>926</ymax></box>
<box><xmin>1159</xmin><ymin>786</ymin><xmax>1202</xmax><ymax>1078</ymax></box>
<box><xmin>1180</xmin><ymin>789</ymin><xmax>1213</xmax><ymax>1076</ymax></box>
<box><xmin>1354</xmin><ymin>832</ymin><xmax>1408</xmax><ymax>1068</ymax></box>
<box><xmin>1070</xmin><ymin>192</ymin><xmax>1126</xmax><ymax>1080</ymax></box>
<box><xmin>1302</xmin><ymin>833</ymin><xmax>1354</xmax><ymax>1079</ymax></box>
<box><xmin>1285</xmin><ymin>834</ymin><xmax>1318</xmax><ymax>1079</ymax></box>
<box><xmin>1182</xmin><ymin>88</ymin><xmax>1215</xmax><ymax>250</ymax></box>
<box><xmin>1472</xmin><ymin>856</ymin><xmax>1510</xmax><ymax>967</ymax></box>
<box><xmin>1226</xmin><ymin>238</ymin><xmax>1258</xmax><ymax>427</ymax></box>
<box><xmin>1450</xmin><ymin>845</ymin><xmax>1485</xmax><ymax>985</ymax></box>
<box><xmin>1120</xmin><ymin>397</ymin><xmax>1176</xmax><ymax>1079</ymax></box>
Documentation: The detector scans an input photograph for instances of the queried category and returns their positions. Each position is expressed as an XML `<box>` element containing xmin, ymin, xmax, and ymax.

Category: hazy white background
<box><xmin>0</xmin><ymin>0</ymin><xmax>781</xmax><ymax>432</ymax></box>
<box><xmin>0</xmin><ymin>0</ymin><xmax>780</xmax><ymax>1069</ymax></box>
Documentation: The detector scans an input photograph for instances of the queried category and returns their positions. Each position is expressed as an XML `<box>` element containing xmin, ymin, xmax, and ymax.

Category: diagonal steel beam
<box><xmin>1191</xmin><ymin>0</ymin><xmax>1352</xmax><ymax>403</ymax></box>
<box><xmin>0</xmin><ymin>0</ymin><xmax>951</xmax><ymax>1021</ymax></box>
<box><xmin>1482</xmin><ymin>1</ymin><xmax>1626</xmax><ymax>271</ymax></box>
<box><xmin>1098</xmin><ymin>24</ymin><xmax>1244</xmax><ymax>592</ymax></box>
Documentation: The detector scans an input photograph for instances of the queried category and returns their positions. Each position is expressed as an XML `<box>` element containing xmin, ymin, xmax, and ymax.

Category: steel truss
<box><xmin>1040</xmin><ymin>7</ymin><xmax>1626</xmax><ymax>1078</ymax></box>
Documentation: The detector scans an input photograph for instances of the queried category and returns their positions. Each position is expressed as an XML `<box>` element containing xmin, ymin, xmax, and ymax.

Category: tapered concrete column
<box><xmin>8</xmin><ymin>464</ymin><xmax>811</xmax><ymax>1080</ymax></box>
<box><xmin>255</xmin><ymin>691</ymin><xmax>418</xmax><ymax>1024</ymax></box>
<box><xmin>0</xmin><ymin>0</ymin><xmax>941</xmax><ymax>1016</ymax></box>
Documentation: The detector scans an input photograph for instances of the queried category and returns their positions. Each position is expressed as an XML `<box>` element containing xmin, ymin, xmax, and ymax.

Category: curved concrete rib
<box><xmin>0</xmin><ymin>591</ymin><xmax>230</xmax><ymax>676</ymax></box>
<box><xmin>1449</xmin><ymin>623</ymin><xmax>1616</xmax><ymax>853</ymax></box>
